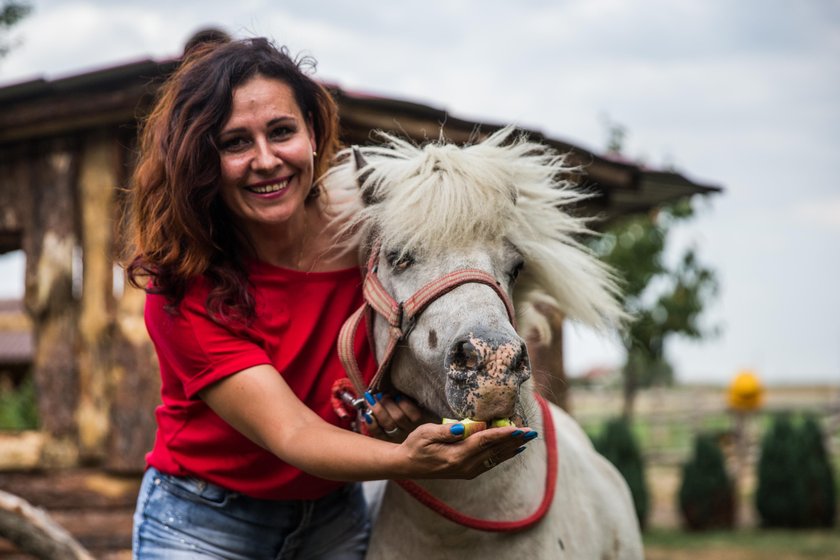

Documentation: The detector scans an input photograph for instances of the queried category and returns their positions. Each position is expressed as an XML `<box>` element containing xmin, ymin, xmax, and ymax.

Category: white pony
<box><xmin>323</xmin><ymin>127</ymin><xmax>643</xmax><ymax>559</ymax></box>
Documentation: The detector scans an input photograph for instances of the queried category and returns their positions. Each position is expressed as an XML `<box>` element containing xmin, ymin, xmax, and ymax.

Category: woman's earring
<box><xmin>313</xmin><ymin>150</ymin><xmax>318</xmax><ymax>157</ymax></box>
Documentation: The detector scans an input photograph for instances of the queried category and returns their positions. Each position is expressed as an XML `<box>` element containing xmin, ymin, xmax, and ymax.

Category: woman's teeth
<box><xmin>249</xmin><ymin>179</ymin><xmax>289</xmax><ymax>194</ymax></box>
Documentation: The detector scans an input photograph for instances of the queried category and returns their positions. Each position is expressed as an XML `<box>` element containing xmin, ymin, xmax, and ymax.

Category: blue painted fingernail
<box><xmin>364</xmin><ymin>413</ymin><xmax>373</xmax><ymax>425</ymax></box>
<box><xmin>375</xmin><ymin>392</ymin><xmax>383</xmax><ymax>401</ymax></box>
<box><xmin>394</xmin><ymin>394</ymin><xmax>403</xmax><ymax>403</ymax></box>
<box><xmin>524</xmin><ymin>431</ymin><xmax>539</xmax><ymax>441</ymax></box>
<box><xmin>450</xmin><ymin>424</ymin><xmax>465</xmax><ymax>436</ymax></box>
<box><xmin>514</xmin><ymin>446</ymin><xmax>526</xmax><ymax>455</ymax></box>
<box><xmin>364</xmin><ymin>392</ymin><xmax>376</xmax><ymax>406</ymax></box>
<box><xmin>511</xmin><ymin>430</ymin><xmax>523</xmax><ymax>437</ymax></box>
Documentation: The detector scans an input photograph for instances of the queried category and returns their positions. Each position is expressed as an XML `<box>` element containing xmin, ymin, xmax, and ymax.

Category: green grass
<box><xmin>0</xmin><ymin>376</ymin><xmax>39</xmax><ymax>430</ymax></box>
<box><xmin>644</xmin><ymin>528</ymin><xmax>840</xmax><ymax>556</ymax></box>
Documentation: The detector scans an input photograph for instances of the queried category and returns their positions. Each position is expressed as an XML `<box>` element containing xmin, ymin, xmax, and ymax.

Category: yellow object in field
<box><xmin>727</xmin><ymin>370</ymin><xmax>764</xmax><ymax>412</ymax></box>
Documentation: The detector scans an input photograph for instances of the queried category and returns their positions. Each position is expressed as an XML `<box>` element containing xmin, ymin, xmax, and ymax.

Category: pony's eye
<box><xmin>508</xmin><ymin>260</ymin><xmax>525</xmax><ymax>282</ymax></box>
<box><xmin>386</xmin><ymin>250</ymin><xmax>415</xmax><ymax>272</ymax></box>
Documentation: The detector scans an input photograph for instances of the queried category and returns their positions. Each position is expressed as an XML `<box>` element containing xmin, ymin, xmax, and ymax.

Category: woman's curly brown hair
<box><xmin>123</xmin><ymin>37</ymin><xmax>340</xmax><ymax>323</ymax></box>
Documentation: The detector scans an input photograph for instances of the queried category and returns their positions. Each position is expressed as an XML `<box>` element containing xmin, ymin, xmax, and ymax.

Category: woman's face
<box><xmin>217</xmin><ymin>75</ymin><xmax>316</xmax><ymax>233</ymax></box>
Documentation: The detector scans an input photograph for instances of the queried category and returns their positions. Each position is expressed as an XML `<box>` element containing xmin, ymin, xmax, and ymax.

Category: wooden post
<box><xmin>107</xmin><ymin>274</ymin><xmax>161</xmax><ymax>472</ymax></box>
<box><xmin>24</xmin><ymin>141</ymin><xmax>81</xmax><ymax>466</ymax></box>
<box><xmin>529</xmin><ymin>306</ymin><xmax>570</xmax><ymax>412</ymax></box>
<box><xmin>106</xmin><ymin>139</ymin><xmax>161</xmax><ymax>471</ymax></box>
<box><xmin>76</xmin><ymin>131</ymin><xmax>117</xmax><ymax>461</ymax></box>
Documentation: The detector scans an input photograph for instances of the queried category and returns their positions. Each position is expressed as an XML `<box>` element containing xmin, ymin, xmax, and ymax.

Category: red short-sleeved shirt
<box><xmin>144</xmin><ymin>261</ymin><xmax>375</xmax><ymax>500</ymax></box>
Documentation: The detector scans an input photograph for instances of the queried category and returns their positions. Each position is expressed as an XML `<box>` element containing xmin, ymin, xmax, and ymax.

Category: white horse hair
<box><xmin>324</xmin><ymin>126</ymin><xmax>627</xmax><ymax>343</ymax></box>
<box><xmin>321</xmin><ymin>126</ymin><xmax>643</xmax><ymax>559</ymax></box>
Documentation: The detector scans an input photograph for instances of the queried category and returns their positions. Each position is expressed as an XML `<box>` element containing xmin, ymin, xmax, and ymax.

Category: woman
<box><xmin>125</xmin><ymin>37</ymin><xmax>535</xmax><ymax>559</ymax></box>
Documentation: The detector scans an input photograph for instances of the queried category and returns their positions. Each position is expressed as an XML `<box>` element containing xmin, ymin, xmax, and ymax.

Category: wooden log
<box><xmin>0</xmin><ymin>470</ymin><xmax>139</xmax><ymax>510</ymax></box>
<box><xmin>0</xmin><ymin>490</ymin><xmax>94</xmax><ymax>560</ymax></box>
<box><xmin>76</xmin><ymin>130</ymin><xmax>118</xmax><ymax>461</ymax></box>
<box><xmin>0</xmin><ymin>149</ymin><xmax>27</xmax><ymax>239</ymax></box>
<box><xmin>24</xmin><ymin>140</ymin><xmax>81</xmax><ymax>464</ymax></box>
<box><xmin>107</xmin><ymin>278</ymin><xmax>160</xmax><ymax>472</ymax></box>
<box><xmin>0</xmin><ymin>432</ymin><xmax>44</xmax><ymax>471</ymax></box>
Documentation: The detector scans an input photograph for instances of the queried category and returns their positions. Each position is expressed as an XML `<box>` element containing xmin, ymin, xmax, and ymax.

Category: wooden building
<box><xmin>0</xmin><ymin>42</ymin><xmax>720</xmax><ymax>476</ymax></box>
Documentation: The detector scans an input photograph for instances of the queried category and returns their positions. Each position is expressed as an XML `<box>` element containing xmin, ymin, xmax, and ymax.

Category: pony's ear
<box><xmin>352</xmin><ymin>146</ymin><xmax>380</xmax><ymax>206</ymax></box>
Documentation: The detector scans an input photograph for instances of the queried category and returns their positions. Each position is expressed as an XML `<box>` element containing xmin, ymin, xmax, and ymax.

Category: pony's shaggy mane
<box><xmin>322</xmin><ymin>126</ymin><xmax>626</xmax><ymax>338</ymax></box>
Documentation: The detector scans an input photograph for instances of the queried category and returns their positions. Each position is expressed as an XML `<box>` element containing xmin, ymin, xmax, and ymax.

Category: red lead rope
<box><xmin>394</xmin><ymin>394</ymin><xmax>558</xmax><ymax>532</ymax></box>
<box><xmin>337</xmin><ymin>241</ymin><xmax>558</xmax><ymax>532</ymax></box>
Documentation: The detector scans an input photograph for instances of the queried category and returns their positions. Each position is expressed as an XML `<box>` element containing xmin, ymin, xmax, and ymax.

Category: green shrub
<box><xmin>0</xmin><ymin>375</ymin><xmax>39</xmax><ymax>430</ymax></box>
<box><xmin>798</xmin><ymin>416</ymin><xmax>836</xmax><ymax>527</ymax></box>
<box><xmin>756</xmin><ymin>414</ymin><xmax>837</xmax><ymax>528</ymax></box>
<box><xmin>595</xmin><ymin>417</ymin><xmax>649</xmax><ymax>529</ymax></box>
<box><xmin>756</xmin><ymin>414</ymin><xmax>808</xmax><ymax>527</ymax></box>
<box><xmin>678</xmin><ymin>433</ymin><xmax>736</xmax><ymax>530</ymax></box>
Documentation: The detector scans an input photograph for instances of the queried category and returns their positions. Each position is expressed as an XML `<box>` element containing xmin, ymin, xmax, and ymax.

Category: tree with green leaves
<box><xmin>592</xmin><ymin>123</ymin><xmax>719</xmax><ymax>417</ymax></box>
<box><xmin>0</xmin><ymin>1</ymin><xmax>30</xmax><ymax>58</ymax></box>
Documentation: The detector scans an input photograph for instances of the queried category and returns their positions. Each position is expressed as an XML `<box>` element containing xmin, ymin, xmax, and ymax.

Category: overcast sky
<box><xmin>1</xmin><ymin>0</ymin><xmax>838</xmax><ymax>385</ymax></box>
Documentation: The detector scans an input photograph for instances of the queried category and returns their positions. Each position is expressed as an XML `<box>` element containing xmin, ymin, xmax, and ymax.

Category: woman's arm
<box><xmin>200</xmin><ymin>364</ymin><xmax>533</xmax><ymax>481</ymax></box>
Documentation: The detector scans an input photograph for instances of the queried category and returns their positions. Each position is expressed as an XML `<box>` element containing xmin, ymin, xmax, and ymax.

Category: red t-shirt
<box><xmin>144</xmin><ymin>261</ymin><xmax>375</xmax><ymax>500</ymax></box>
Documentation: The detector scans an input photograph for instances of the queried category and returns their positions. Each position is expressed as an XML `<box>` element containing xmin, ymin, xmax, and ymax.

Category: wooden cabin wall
<box><xmin>106</xmin><ymin>127</ymin><xmax>160</xmax><ymax>472</ymax></box>
<box><xmin>0</xmin><ymin>129</ymin><xmax>160</xmax><ymax>471</ymax></box>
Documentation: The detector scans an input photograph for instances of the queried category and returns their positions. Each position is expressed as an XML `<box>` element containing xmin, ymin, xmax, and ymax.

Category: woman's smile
<box><xmin>246</xmin><ymin>176</ymin><xmax>293</xmax><ymax>196</ymax></box>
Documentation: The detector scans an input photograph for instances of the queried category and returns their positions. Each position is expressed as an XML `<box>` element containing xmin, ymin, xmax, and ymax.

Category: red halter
<box><xmin>337</xmin><ymin>241</ymin><xmax>558</xmax><ymax>532</ymax></box>
<box><xmin>337</xmin><ymin>242</ymin><xmax>517</xmax><ymax>396</ymax></box>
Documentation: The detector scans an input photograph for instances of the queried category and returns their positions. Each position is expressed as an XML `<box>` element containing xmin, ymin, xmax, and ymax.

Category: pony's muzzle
<box><xmin>444</xmin><ymin>330</ymin><xmax>530</xmax><ymax>420</ymax></box>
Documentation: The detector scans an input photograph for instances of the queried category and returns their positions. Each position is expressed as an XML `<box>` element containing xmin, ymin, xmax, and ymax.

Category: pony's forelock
<box><xmin>322</xmin><ymin>126</ymin><xmax>627</xmax><ymax>333</ymax></box>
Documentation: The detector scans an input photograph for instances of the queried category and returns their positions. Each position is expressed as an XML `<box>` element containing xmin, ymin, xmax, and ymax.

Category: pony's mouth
<box><xmin>499</xmin><ymin>413</ymin><xmax>528</xmax><ymax>428</ymax></box>
<box><xmin>442</xmin><ymin>413</ymin><xmax>527</xmax><ymax>433</ymax></box>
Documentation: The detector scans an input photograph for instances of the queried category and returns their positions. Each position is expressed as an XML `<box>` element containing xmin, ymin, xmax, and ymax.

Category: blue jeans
<box><xmin>133</xmin><ymin>467</ymin><xmax>370</xmax><ymax>559</ymax></box>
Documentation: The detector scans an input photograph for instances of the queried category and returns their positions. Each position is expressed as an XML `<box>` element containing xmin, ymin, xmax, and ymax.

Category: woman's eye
<box><xmin>270</xmin><ymin>126</ymin><xmax>294</xmax><ymax>140</ymax></box>
<box><xmin>508</xmin><ymin>260</ymin><xmax>525</xmax><ymax>282</ymax></box>
<box><xmin>386</xmin><ymin>250</ymin><xmax>415</xmax><ymax>271</ymax></box>
<box><xmin>219</xmin><ymin>136</ymin><xmax>249</xmax><ymax>152</ymax></box>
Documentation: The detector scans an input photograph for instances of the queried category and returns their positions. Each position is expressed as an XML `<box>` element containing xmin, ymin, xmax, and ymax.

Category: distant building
<box><xmin>572</xmin><ymin>365</ymin><xmax>623</xmax><ymax>390</ymax></box>
<box><xmin>0</xmin><ymin>299</ymin><xmax>32</xmax><ymax>387</ymax></box>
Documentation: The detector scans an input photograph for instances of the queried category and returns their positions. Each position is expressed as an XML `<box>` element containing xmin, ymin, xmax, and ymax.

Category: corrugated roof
<box><xmin>0</xmin><ymin>53</ymin><xmax>721</xmax><ymax>222</ymax></box>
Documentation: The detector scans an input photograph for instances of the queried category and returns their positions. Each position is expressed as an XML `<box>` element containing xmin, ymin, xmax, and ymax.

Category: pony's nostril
<box><xmin>449</xmin><ymin>340</ymin><xmax>479</xmax><ymax>371</ymax></box>
<box><xmin>513</xmin><ymin>342</ymin><xmax>530</xmax><ymax>372</ymax></box>
<box><xmin>461</xmin><ymin>342</ymin><xmax>479</xmax><ymax>369</ymax></box>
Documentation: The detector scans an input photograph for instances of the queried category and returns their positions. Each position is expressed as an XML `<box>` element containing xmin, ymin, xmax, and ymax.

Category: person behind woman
<box><xmin>124</xmin><ymin>36</ymin><xmax>536</xmax><ymax>559</ymax></box>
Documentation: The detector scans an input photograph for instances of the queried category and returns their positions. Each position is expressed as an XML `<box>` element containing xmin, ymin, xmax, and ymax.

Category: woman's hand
<box><xmin>392</xmin><ymin>422</ymin><xmax>538</xmax><ymax>480</ymax></box>
<box><xmin>200</xmin><ymin>365</ymin><xmax>535</xmax><ymax>482</ymax></box>
<box><xmin>361</xmin><ymin>392</ymin><xmax>427</xmax><ymax>442</ymax></box>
